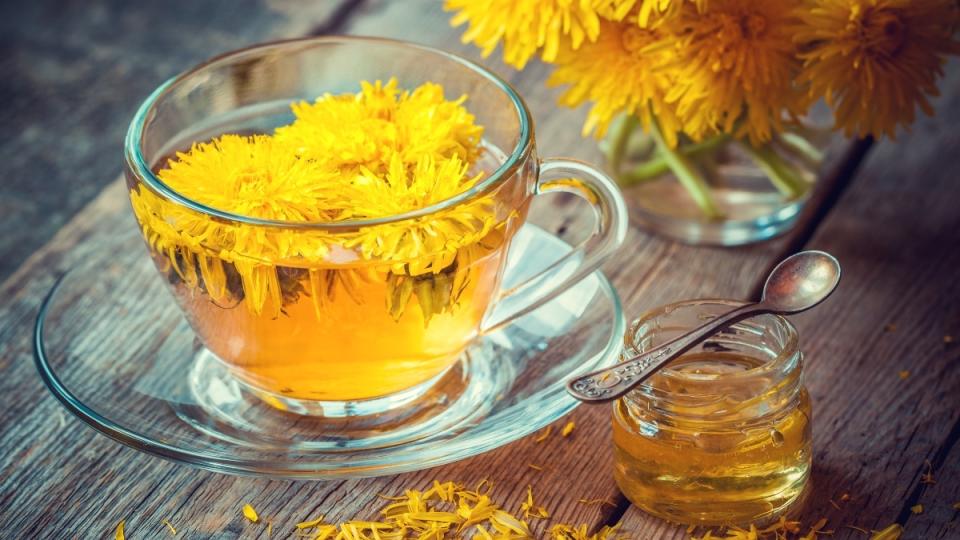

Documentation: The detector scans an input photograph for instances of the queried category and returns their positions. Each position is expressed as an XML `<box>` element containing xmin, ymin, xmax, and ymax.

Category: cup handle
<box><xmin>480</xmin><ymin>158</ymin><xmax>628</xmax><ymax>333</ymax></box>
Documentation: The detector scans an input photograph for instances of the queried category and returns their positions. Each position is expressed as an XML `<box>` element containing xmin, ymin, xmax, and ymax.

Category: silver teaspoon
<box><xmin>566</xmin><ymin>250</ymin><xmax>841</xmax><ymax>403</ymax></box>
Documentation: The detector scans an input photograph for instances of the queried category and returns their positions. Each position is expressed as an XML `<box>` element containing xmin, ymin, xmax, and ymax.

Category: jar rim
<box><xmin>623</xmin><ymin>298</ymin><xmax>801</xmax><ymax>399</ymax></box>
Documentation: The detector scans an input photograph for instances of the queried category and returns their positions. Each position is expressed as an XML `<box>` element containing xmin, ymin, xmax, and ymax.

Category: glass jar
<box><xmin>612</xmin><ymin>300</ymin><xmax>811</xmax><ymax>526</ymax></box>
<box><xmin>602</xmin><ymin>114</ymin><xmax>833</xmax><ymax>246</ymax></box>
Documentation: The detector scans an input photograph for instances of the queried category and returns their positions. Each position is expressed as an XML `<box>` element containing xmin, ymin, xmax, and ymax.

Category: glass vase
<box><xmin>603</xmin><ymin>115</ymin><xmax>830</xmax><ymax>246</ymax></box>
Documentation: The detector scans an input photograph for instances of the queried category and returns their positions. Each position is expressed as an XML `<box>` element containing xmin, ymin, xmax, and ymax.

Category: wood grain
<box><xmin>616</xmin><ymin>61</ymin><xmax>960</xmax><ymax>539</ymax></box>
<box><xmin>0</xmin><ymin>0</ymin><xmax>350</xmax><ymax>283</ymax></box>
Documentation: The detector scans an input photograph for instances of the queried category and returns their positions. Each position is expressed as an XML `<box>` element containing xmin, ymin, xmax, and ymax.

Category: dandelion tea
<box><xmin>130</xmin><ymin>80</ymin><xmax>525</xmax><ymax>401</ymax></box>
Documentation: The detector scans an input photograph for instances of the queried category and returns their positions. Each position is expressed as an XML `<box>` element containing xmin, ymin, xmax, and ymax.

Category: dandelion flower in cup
<box><xmin>275</xmin><ymin>79</ymin><xmax>483</xmax><ymax>176</ymax></box>
<box><xmin>445</xmin><ymin>0</ymin><xmax>637</xmax><ymax>69</ymax></box>
<box><xmin>795</xmin><ymin>0</ymin><xmax>960</xmax><ymax>139</ymax></box>
<box><xmin>548</xmin><ymin>19</ymin><xmax>683</xmax><ymax>145</ymax></box>
<box><xmin>155</xmin><ymin>134</ymin><xmax>345</xmax><ymax>222</ymax></box>
<box><xmin>662</xmin><ymin>0</ymin><xmax>810</xmax><ymax>145</ymax></box>
<box><xmin>637</xmin><ymin>0</ymin><xmax>708</xmax><ymax>26</ymax></box>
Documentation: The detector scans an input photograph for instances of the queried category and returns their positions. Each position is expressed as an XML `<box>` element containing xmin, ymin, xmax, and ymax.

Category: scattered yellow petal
<box><xmin>161</xmin><ymin>518</ymin><xmax>177</xmax><ymax>535</ymax></box>
<box><xmin>528</xmin><ymin>463</ymin><xmax>543</xmax><ymax>471</ymax></box>
<box><xmin>520</xmin><ymin>485</ymin><xmax>550</xmax><ymax>519</ymax></box>
<box><xmin>870</xmin><ymin>524</ymin><xmax>903</xmax><ymax>540</ymax></box>
<box><xmin>115</xmin><ymin>520</ymin><xmax>125</xmax><ymax>540</ymax></box>
<box><xmin>476</xmin><ymin>478</ymin><xmax>493</xmax><ymax>494</ymax></box>
<box><xmin>296</xmin><ymin>516</ymin><xmax>326</xmax><ymax>529</ymax></box>
<box><xmin>561</xmin><ymin>421</ymin><xmax>576</xmax><ymax>437</ymax></box>
<box><xmin>898</xmin><ymin>370</ymin><xmax>910</xmax><ymax>380</ymax></box>
<box><xmin>911</xmin><ymin>504</ymin><xmax>923</xmax><ymax>514</ymax></box>
<box><xmin>534</xmin><ymin>426</ymin><xmax>553</xmax><ymax>443</ymax></box>
<box><xmin>242</xmin><ymin>503</ymin><xmax>259</xmax><ymax>523</ymax></box>
<box><xmin>840</xmin><ymin>493</ymin><xmax>851</xmax><ymax>502</ymax></box>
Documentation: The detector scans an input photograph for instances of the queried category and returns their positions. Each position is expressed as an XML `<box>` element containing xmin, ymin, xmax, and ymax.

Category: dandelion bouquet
<box><xmin>446</xmin><ymin>0</ymin><xmax>960</xmax><ymax>228</ymax></box>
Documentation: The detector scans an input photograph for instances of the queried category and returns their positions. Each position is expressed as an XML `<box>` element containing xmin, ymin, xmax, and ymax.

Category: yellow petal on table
<box><xmin>871</xmin><ymin>524</ymin><xmax>904</xmax><ymax>540</ymax></box>
<box><xmin>296</xmin><ymin>516</ymin><xmax>326</xmax><ymax>529</ymax></box>
<box><xmin>242</xmin><ymin>503</ymin><xmax>259</xmax><ymax>523</ymax></box>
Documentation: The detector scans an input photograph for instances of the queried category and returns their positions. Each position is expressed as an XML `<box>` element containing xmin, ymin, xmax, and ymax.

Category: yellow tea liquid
<box><xmin>134</xmin><ymin>124</ymin><xmax>524</xmax><ymax>403</ymax></box>
<box><xmin>613</xmin><ymin>352</ymin><xmax>811</xmax><ymax>525</ymax></box>
<box><xmin>162</xmin><ymin>226</ymin><xmax>510</xmax><ymax>401</ymax></box>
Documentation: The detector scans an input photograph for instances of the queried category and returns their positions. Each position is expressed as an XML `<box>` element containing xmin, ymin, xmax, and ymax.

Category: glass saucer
<box><xmin>34</xmin><ymin>224</ymin><xmax>624</xmax><ymax>479</ymax></box>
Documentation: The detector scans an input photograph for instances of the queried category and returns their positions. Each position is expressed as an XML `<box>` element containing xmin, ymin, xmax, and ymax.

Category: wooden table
<box><xmin>2</xmin><ymin>1</ymin><xmax>958</xmax><ymax>538</ymax></box>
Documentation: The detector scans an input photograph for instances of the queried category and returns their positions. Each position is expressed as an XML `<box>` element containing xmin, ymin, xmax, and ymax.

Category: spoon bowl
<box><xmin>761</xmin><ymin>251</ymin><xmax>842</xmax><ymax>313</ymax></box>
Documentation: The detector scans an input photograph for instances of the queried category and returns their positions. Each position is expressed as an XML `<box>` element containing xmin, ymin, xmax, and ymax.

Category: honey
<box><xmin>612</xmin><ymin>301</ymin><xmax>811</xmax><ymax>526</ymax></box>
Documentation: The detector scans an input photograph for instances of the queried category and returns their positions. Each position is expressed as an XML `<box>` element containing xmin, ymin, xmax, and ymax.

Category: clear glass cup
<box><xmin>124</xmin><ymin>37</ymin><xmax>627</xmax><ymax>414</ymax></box>
<box><xmin>612</xmin><ymin>300</ymin><xmax>811</xmax><ymax>526</ymax></box>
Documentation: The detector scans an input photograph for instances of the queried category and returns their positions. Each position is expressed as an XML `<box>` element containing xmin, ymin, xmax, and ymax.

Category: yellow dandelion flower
<box><xmin>660</xmin><ymin>0</ymin><xmax>809</xmax><ymax>145</ymax></box>
<box><xmin>350</xmin><ymin>154</ymin><xmax>482</xmax><ymax>219</ymax></box>
<box><xmin>275</xmin><ymin>78</ymin><xmax>483</xmax><ymax>175</ymax></box>
<box><xmin>156</xmin><ymin>134</ymin><xmax>344</xmax><ymax>222</ymax></box>
<box><xmin>795</xmin><ymin>0</ymin><xmax>960</xmax><ymax>139</ymax></box>
<box><xmin>274</xmin><ymin>79</ymin><xmax>399</xmax><ymax>174</ymax></box>
<box><xmin>548</xmin><ymin>19</ymin><xmax>682</xmax><ymax>145</ymax></box>
<box><xmin>344</xmin><ymin>153</ymin><xmax>499</xmax><ymax>275</ymax></box>
<box><xmin>446</xmin><ymin>0</ymin><xmax>638</xmax><ymax>69</ymax></box>
<box><xmin>393</xmin><ymin>82</ymin><xmax>484</xmax><ymax>169</ymax></box>
<box><xmin>637</xmin><ymin>0</ymin><xmax>708</xmax><ymax>26</ymax></box>
<box><xmin>133</xmin><ymin>134</ymin><xmax>341</xmax><ymax>314</ymax></box>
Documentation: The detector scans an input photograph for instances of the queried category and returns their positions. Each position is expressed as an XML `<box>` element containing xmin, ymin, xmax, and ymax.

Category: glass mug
<box><xmin>124</xmin><ymin>37</ymin><xmax>627</xmax><ymax>410</ymax></box>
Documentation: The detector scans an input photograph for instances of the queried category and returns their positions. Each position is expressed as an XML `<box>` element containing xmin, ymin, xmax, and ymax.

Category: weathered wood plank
<box><xmin>0</xmin><ymin>0</ymin><xmax>350</xmax><ymax>283</ymax></box>
<box><xmin>0</xmin><ymin>1</ymin><xmax>875</xmax><ymax>538</ymax></box>
<box><xmin>617</xmin><ymin>61</ymin><xmax>960</xmax><ymax>538</ymax></box>
<box><xmin>905</xmin><ymin>420</ymin><xmax>960</xmax><ymax>538</ymax></box>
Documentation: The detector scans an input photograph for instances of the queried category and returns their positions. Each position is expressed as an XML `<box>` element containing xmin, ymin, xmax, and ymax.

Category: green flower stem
<box><xmin>777</xmin><ymin>131</ymin><xmax>823</xmax><ymax>167</ymax></box>
<box><xmin>607</xmin><ymin>114</ymin><xmax>640</xmax><ymax>175</ymax></box>
<box><xmin>649</xmin><ymin>121</ymin><xmax>722</xmax><ymax>219</ymax></box>
<box><xmin>620</xmin><ymin>134</ymin><xmax>729</xmax><ymax>185</ymax></box>
<box><xmin>739</xmin><ymin>141</ymin><xmax>809</xmax><ymax>199</ymax></box>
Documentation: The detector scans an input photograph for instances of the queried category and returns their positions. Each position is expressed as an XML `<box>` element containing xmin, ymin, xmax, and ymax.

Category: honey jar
<box><xmin>612</xmin><ymin>300</ymin><xmax>811</xmax><ymax>526</ymax></box>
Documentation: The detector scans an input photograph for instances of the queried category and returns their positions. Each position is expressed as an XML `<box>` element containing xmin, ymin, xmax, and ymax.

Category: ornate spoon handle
<box><xmin>566</xmin><ymin>303</ymin><xmax>764</xmax><ymax>402</ymax></box>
